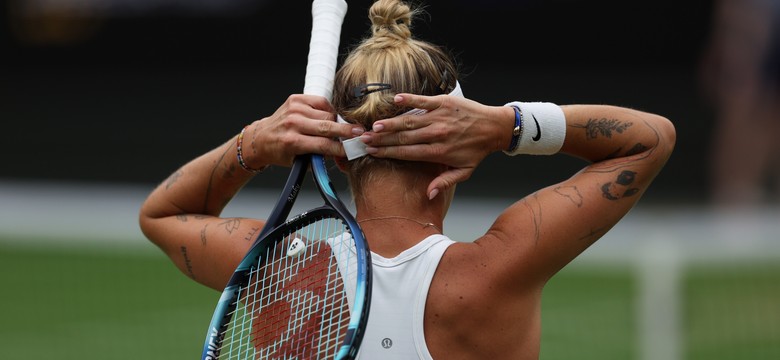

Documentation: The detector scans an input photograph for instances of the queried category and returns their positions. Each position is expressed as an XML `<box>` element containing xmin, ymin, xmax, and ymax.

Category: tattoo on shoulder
<box><xmin>554</xmin><ymin>186</ymin><xmax>583</xmax><ymax>208</ymax></box>
<box><xmin>165</xmin><ymin>170</ymin><xmax>183</xmax><ymax>190</ymax></box>
<box><xmin>573</xmin><ymin>118</ymin><xmax>633</xmax><ymax>139</ymax></box>
<box><xmin>180</xmin><ymin>246</ymin><xmax>196</xmax><ymax>280</ymax></box>
<box><xmin>600</xmin><ymin>170</ymin><xmax>640</xmax><ymax>200</ymax></box>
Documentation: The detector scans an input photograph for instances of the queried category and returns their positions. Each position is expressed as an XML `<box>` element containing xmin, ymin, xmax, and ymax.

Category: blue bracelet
<box><xmin>506</xmin><ymin>105</ymin><xmax>523</xmax><ymax>153</ymax></box>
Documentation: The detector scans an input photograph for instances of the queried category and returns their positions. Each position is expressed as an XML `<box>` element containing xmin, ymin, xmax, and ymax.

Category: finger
<box><xmin>362</xmin><ymin>126</ymin><xmax>431</xmax><ymax>147</ymax></box>
<box><xmin>297</xmin><ymin>110</ymin><xmax>364</xmax><ymax>139</ymax></box>
<box><xmin>366</xmin><ymin>143</ymin><xmax>433</xmax><ymax>162</ymax></box>
<box><xmin>372</xmin><ymin>94</ymin><xmax>442</xmax><ymax>132</ymax></box>
<box><xmin>427</xmin><ymin>168</ymin><xmax>472</xmax><ymax>200</ymax></box>
<box><xmin>393</xmin><ymin>93</ymin><xmax>442</xmax><ymax>114</ymax></box>
<box><xmin>316</xmin><ymin>138</ymin><xmax>347</xmax><ymax>158</ymax></box>
<box><xmin>297</xmin><ymin>94</ymin><xmax>335</xmax><ymax>112</ymax></box>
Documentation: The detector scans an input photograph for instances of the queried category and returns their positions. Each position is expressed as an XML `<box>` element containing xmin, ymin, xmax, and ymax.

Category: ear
<box><xmin>334</xmin><ymin>157</ymin><xmax>349</xmax><ymax>172</ymax></box>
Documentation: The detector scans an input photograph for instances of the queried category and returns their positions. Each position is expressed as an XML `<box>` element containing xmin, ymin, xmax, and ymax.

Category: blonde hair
<box><xmin>333</xmin><ymin>0</ymin><xmax>458</xmax><ymax>196</ymax></box>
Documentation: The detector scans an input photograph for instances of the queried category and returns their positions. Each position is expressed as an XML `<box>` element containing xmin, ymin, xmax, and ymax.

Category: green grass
<box><xmin>685</xmin><ymin>264</ymin><xmax>780</xmax><ymax>360</ymax></box>
<box><xmin>1</xmin><ymin>240</ymin><xmax>779</xmax><ymax>359</ymax></box>
<box><xmin>541</xmin><ymin>267</ymin><xmax>635</xmax><ymax>359</ymax></box>
<box><xmin>0</xmin><ymin>241</ymin><xmax>217</xmax><ymax>360</ymax></box>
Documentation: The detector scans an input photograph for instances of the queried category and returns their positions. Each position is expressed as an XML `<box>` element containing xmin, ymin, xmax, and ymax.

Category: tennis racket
<box><xmin>201</xmin><ymin>0</ymin><xmax>371</xmax><ymax>359</ymax></box>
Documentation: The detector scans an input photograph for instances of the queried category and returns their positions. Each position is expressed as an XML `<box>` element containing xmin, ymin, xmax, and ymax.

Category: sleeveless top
<box><xmin>356</xmin><ymin>234</ymin><xmax>456</xmax><ymax>359</ymax></box>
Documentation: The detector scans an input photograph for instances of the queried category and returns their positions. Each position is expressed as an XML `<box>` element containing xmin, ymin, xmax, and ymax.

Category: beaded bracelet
<box><xmin>236</xmin><ymin>125</ymin><xmax>266</xmax><ymax>173</ymax></box>
<box><xmin>506</xmin><ymin>105</ymin><xmax>523</xmax><ymax>153</ymax></box>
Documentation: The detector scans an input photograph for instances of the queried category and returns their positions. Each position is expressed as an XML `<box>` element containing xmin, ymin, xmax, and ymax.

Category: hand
<box><xmin>361</xmin><ymin>93</ymin><xmax>509</xmax><ymax>198</ymax></box>
<box><xmin>244</xmin><ymin>94</ymin><xmax>365</xmax><ymax>167</ymax></box>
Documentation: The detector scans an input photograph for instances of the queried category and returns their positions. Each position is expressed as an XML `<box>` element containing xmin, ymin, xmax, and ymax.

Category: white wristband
<box><xmin>502</xmin><ymin>101</ymin><xmax>566</xmax><ymax>156</ymax></box>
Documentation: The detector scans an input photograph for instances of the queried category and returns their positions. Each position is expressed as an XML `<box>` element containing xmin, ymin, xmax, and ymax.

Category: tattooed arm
<box><xmin>362</xmin><ymin>97</ymin><xmax>675</xmax><ymax>285</ymax></box>
<box><xmin>138</xmin><ymin>95</ymin><xmax>362</xmax><ymax>291</ymax></box>
<box><xmin>489</xmin><ymin>104</ymin><xmax>675</xmax><ymax>283</ymax></box>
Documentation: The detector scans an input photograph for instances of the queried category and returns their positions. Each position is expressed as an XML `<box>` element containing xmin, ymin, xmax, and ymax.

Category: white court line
<box><xmin>1</xmin><ymin>179</ymin><xmax>779</xmax><ymax>263</ymax></box>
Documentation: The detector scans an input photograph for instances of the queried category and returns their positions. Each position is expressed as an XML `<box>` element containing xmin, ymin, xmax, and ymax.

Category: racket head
<box><xmin>202</xmin><ymin>205</ymin><xmax>369</xmax><ymax>360</ymax></box>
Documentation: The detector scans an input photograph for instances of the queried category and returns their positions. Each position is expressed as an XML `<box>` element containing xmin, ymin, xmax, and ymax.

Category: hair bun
<box><xmin>369</xmin><ymin>0</ymin><xmax>415</xmax><ymax>43</ymax></box>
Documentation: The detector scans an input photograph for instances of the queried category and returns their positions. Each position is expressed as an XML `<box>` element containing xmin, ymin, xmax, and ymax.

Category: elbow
<box><xmin>653</xmin><ymin>114</ymin><xmax>677</xmax><ymax>159</ymax></box>
<box><xmin>138</xmin><ymin>197</ymin><xmax>164</xmax><ymax>249</ymax></box>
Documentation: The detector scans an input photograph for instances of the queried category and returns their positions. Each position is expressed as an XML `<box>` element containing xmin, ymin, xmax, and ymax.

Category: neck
<box><xmin>354</xmin><ymin>182</ymin><xmax>448</xmax><ymax>257</ymax></box>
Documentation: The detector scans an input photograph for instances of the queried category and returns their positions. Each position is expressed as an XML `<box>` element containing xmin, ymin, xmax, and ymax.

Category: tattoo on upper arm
<box><xmin>177</xmin><ymin>214</ymin><xmax>210</xmax><ymax>222</ymax></box>
<box><xmin>200</xmin><ymin>224</ymin><xmax>209</xmax><ymax>245</ymax></box>
<box><xmin>572</xmin><ymin>118</ymin><xmax>633</xmax><ymax>139</ymax></box>
<box><xmin>220</xmin><ymin>218</ymin><xmax>241</xmax><ymax>234</ymax></box>
<box><xmin>520</xmin><ymin>194</ymin><xmax>543</xmax><ymax>245</ymax></box>
<box><xmin>180</xmin><ymin>246</ymin><xmax>196</xmax><ymax>280</ymax></box>
<box><xmin>244</xmin><ymin>226</ymin><xmax>261</xmax><ymax>242</ymax></box>
<box><xmin>554</xmin><ymin>186</ymin><xmax>583</xmax><ymax>208</ymax></box>
<box><xmin>600</xmin><ymin>170</ymin><xmax>640</xmax><ymax>200</ymax></box>
<box><xmin>578</xmin><ymin>226</ymin><xmax>609</xmax><ymax>243</ymax></box>
<box><xmin>165</xmin><ymin>170</ymin><xmax>183</xmax><ymax>190</ymax></box>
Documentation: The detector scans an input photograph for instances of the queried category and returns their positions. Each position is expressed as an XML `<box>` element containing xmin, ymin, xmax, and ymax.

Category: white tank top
<box><xmin>356</xmin><ymin>234</ymin><xmax>456</xmax><ymax>360</ymax></box>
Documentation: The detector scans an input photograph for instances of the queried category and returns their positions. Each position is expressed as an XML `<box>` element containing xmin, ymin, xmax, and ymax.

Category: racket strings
<box><xmin>215</xmin><ymin>216</ymin><xmax>359</xmax><ymax>359</ymax></box>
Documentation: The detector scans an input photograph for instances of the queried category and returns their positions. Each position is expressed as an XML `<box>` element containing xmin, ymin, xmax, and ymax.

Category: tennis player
<box><xmin>139</xmin><ymin>0</ymin><xmax>676</xmax><ymax>358</ymax></box>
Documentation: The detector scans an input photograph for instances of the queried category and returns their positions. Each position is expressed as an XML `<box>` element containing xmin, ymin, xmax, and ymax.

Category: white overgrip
<box><xmin>303</xmin><ymin>0</ymin><xmax>348</xmax><ymax>100</ymax></box>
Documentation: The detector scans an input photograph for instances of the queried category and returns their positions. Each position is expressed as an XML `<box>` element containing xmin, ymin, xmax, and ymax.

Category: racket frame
<box><xmin>201</xmin><ymin>154</ymin><xmax>371</xmax><ymax>360</ymax></box>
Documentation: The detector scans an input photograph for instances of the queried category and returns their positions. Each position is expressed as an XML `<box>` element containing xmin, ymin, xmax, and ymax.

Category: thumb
<box><xmin>427</xmin><ymin>167</ymin><xmax>472</xmax><ymax>200</ymax></box>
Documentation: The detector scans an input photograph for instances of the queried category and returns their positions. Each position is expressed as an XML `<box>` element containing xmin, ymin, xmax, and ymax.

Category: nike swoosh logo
<box><xmin>531</xmin><ymin>114</ymin><xmax>541</xmax><ymax>141</ymax></box>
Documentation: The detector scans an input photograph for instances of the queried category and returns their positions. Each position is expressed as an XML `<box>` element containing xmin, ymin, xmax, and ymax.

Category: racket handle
<box><xmin>304</xmin><ymin>0</ymin><xmax>348</xmax><ymax>100</ymax></box>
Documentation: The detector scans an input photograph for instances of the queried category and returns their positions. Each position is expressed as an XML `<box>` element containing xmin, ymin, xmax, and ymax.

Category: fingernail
<box><xmin>428</xmin><ymin>188</ymin><xmax>439</xmax><ymax>200</ymax></box>
<box><xmin>352</xmin><ymin>127</ymin><xmax>365</xmax><ymax>135</ymax></box>
<box><xmin>365</xmin><ymin>146</ymin><xmax>378</xmax><ymax>154</ymax></box>
<box><xmin>359</xmin><ymin>134</ymin><xmax>372</xmax><ymax>143</ymax></box>
<box><xmin>394</xmin><ymin>95</ymin><xmax>403</xmax><ymax>103</ymax></box>
<box><xmin>372</xmin><ymin>123</ymin><xmax>385</xmax><ymax>132</ymax></box>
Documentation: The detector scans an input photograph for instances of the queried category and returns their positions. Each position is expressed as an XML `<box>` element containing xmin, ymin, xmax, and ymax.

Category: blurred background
<box><xmin>1</xmin><ymin>0</ymin><xmax>779</xmax><ymax>359</ymax></box>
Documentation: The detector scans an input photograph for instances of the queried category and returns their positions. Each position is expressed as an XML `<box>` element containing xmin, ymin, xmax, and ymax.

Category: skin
<box><xmin>139</xmin><ymin>92</ymin><xmax>676</xmax><ymax>359</ymax></box>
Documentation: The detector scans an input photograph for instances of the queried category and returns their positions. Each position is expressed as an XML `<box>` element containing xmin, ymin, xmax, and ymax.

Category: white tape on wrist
<box><xmin>337</xmin><ymin>81</ymin><xmax>464</xmax><ymax>161</ymax></box>
<box><xmin>502</xmin><ymin>101</ymin><xmax>566</xmax><ymax>156</ymax></box>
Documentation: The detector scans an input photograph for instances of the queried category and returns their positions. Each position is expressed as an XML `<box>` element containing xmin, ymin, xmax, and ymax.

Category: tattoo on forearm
<box><xmin>554</xmin><ymin>186</ymin><xmax>583</xmax><ymax>208</ymax></box>
<box><xmin>165</xmin><ymin>170</ymin><xmax>183</xmax><ymax>190</ymax></box>
<box><xmin>176</xmin><ymin>214</ymin><xmax>188</xmax><ymax>222</ymax></box>
<box><xmin>220</xmin><ymin>218</ymin><xmax>241</xmax><ymax>234</ymax></box>
<box><xmin>244</xmin><ymin>226</ymin><xmax>261</xmax><ymax>242</ymax></box>
<box><xmin>180</xmin><ymin>246</ymin><xmax>196</xmax><ymax>280</ymax></box>
<box><xmin>584</xmin><ymin>120</ymin><xmax>660</xmax><ymax>174</ymax></box>
<box><xmin>250</xmin><ymin>125</ymin><xmax>258</xmax><ymax>155</ymax></box>
<box><xmin>573</xmin><ymin>118</ymin><xmax>633</xmax><ymax>139</ymax></box>
<box><xmin>600</xmin><ymin>170</ymin><xmax>640</xmax><ymax>200</ymax></box>
<box><xmin>200</xmin><ymin>224</ymin><xmax>209</xmax><ymax>245</ymax></box>
<box><xmin>203</xmin><ymin>146</ymin><xmax>232</xmax><ymax>213</ymax></box>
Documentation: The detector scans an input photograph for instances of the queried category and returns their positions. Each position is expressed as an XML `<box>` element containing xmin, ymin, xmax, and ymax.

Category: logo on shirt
<box><xmin>381</xmin><ymin>338</ymin><xmax>393</xmax><ymax>349</ymax></box>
